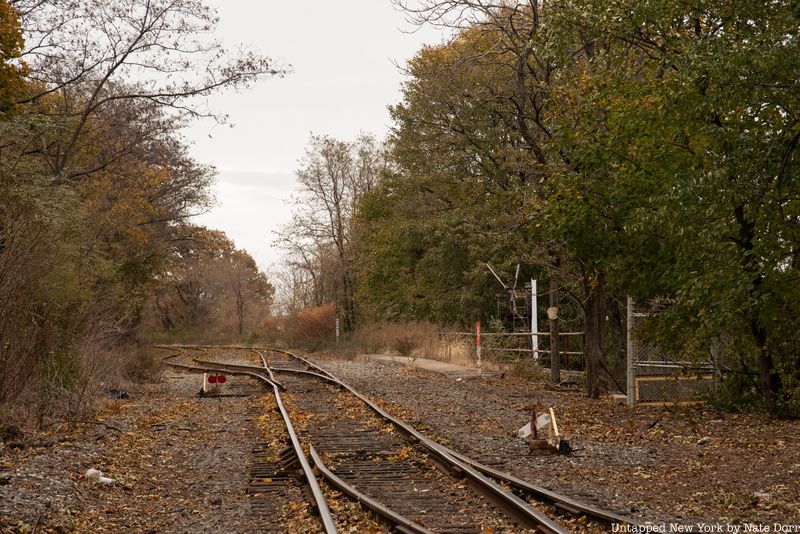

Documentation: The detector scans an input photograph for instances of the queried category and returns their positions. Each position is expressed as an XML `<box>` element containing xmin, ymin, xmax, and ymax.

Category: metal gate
<box><xmin>625</xmin><ymin>297</ymin><xmax>718</xmax><ymax>405</ymax></box>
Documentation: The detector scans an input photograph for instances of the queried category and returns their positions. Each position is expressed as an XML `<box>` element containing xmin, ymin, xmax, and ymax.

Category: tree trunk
<box><xmin>584</xmin><ymin>273</ymin><xmax>607</xmax><ymax>398</ymax></box>
<box><xmin>340</xmin><ymin>268</ymin><xmax>356</xmax><ymax>333</ymax></box>
<box><xmin>237</xmin><ymin>297</ymin><xmax>244</xmax><ymax>337</ymax></box>
<box><xmin>234</xmin><ymin>270</ymin><xmax>244</xmax><ymax>337</ymax></box>
<box><xmin>752</xmin><ymin>320</ymin><xmax>781</xmax><ymax>406</ymax></box>
<box><xmin>734</xmin><ymin>204</ymin><xmax>782</xmax><ymax>407</ymax></box>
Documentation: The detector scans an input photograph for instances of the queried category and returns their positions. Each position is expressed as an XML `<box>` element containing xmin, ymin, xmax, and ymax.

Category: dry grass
<box><xmin>300</xmin><ymin>320</ymin><xmax>564</xmax><ymax>383</ymax></box>
<box><xmin>283</xmin><ymin>304</ymin><xmax>337</xmax><ymax>350</ymax></box>
<box><xmin>351</xmin><ymin>322</ymin><xmax>484</xmax><ymax>368</ymax></box>
<box><xmin>352</xmin><ymin>321</ymin><xmax>444</xmax><ymax>357</ymax></box>
<box><xmin>348</xmin><ymin>321</ymin><xmax>565</xmax><ymax>381</ymax></box>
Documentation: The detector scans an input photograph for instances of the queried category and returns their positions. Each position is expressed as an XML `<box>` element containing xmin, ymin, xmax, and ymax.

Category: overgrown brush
<box><xmin>283</xmin><ymin>304</ymin><xmax>337</xmax><ymax>350</ymax></box>
<box><xmin>350</xmin><ymin>321</ymin><xmax>442</xmax><ymax>359</ymax></box>
<box><xmin>0</xmin><ymin>341</ymin><xmax>161</xmax><ymax>429</ymax></box>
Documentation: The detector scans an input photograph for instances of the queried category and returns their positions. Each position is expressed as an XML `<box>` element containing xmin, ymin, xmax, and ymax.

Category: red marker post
<box><xmin>476</xmin><ymin>321</ymin><xmax>482</xmax><ymax>377</ymax></box>
<box><xmin>203</xmin><ymin>373</ymin><xmax>226</xmax><ymax>393</ymax></box>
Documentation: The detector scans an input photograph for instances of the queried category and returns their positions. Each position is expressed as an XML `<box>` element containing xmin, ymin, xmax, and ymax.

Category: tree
<box><xmin>357</xmin><ymin>36</ymin><xmax>532</xmax><ymax>324</ymax></box>
<box><xmin>379</xmin><ymin>2</ymin><xmax>617</xmax><ymax>395</ymax></box>
<box><xmin>0</xmin><ymin>0</ymin><xmax>284</xmax><ymax>420</ymax></box>
<box><xmin>547</xmin><ymin>0</ymin><xmax>800</xmax><ymax>411</ymax></box>
<box><xmin>386</xmin><ymin>0</ymin><xmax>800</xmax><ymax>410</ymax></box>
<box><xmin>10</xmin><ymin>0</ymin><xmax>285</xmax><ymax>182</ymax></box>
<box><xmin>276</xmin><ymin>133</ymin><xmax>386</xmax><ymax>332</ymax></box>
<box><xmin>146</xmin><ymin>226</ymin><xmax>273</xmax><ymax>341</ymax></box>
<box><xmin>0</xmin><ymin>0</ymin><xmax>26</xmax><ymax>111</ymax></box>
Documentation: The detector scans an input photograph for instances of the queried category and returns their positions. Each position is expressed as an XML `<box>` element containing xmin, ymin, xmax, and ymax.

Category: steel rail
<box><xmin>253</xmin><ymin>352</ymin><xmax>440</xmax><ymax>534</ymax></box>
<box><xmin>162</xmin><ymin>352</ymin><xmax>338</xmax><ymax>534</ymax></box>
<box><xmin>267</xmin><ymin>374</ymin><xmax>339</xmax><ymax>534</ymax></box>
<box><xmin>162</xmin><ymin>356</ymin><xmax>284</xmax><ymax>390</ymax></box>
<box><xmin>171</xmin><ymin>349</ymin><xmax>434</xmax><ymax>533</ymax></box>
<box><xmin>190</xmin><ymin>356</ymin><xmax>287</xmax><ymax>390</ymax></box>
<box><xmin>280</xmin><ymin>351</ymin><xmax>642</xmax><ymax>527</ymax></box>
<box><xmin>249</xmin><ymin>349</ymin><xmax>286</xmax><ymax>387</ymax></box>
<box><xmin>442</xmin><ymin>448</ymin><xmax>634</xmax><ymax>524</ymax></box>
<box><xmin>258</xmin><ymin>350</ymin><xmax>567</xmax><ymax>533</ymax></box>
<box><xmin>164</xmin><ymin>345</ymin><xmax>644</xmax><ymax>530</ymax></box>
<box><xmin>281</xmin><ymin>351</ymin><xmax>642</xmax><ymax>527</ymax></box>
<box><xmin>177</xmin><ymin>354</ymin><xmax>636</xmax><ymax>526</ymax></box>
<box><xmin>307</xmin><ymin>445</ymin><xmax>434</xmax><ymax>534</ymax></box>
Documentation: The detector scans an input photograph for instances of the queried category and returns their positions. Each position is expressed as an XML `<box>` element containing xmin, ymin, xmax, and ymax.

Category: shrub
<box><xmin>284</xmin><ymin>304</ymin><xmax>337</xmax><ymax>350</ymax></box>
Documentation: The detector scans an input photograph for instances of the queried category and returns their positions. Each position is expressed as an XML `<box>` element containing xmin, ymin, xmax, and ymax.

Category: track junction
<box><xmin>161</xmin><ymin>345</ymin><xmax>642</xmax><ymax>533</ymax></box>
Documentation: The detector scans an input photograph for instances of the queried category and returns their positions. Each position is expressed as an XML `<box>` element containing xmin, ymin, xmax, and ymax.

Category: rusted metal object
<box><xmin>308</xmin><ymin>445</ymin><xmax>434</xmax><ymax>534</ymax></box>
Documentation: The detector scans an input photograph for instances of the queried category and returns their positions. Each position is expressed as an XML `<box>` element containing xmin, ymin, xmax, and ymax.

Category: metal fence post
<box><xmin>530</xmin><ymin>279</ymin><xmax>538</xmax><ymax>361</ymax></box>
<box><xmin>626</xmin><ymin>296</ymin><xmax>636</xmax><ymax>406</ymax></box>
<box><xmin>475</xmin><ymin>321</ymin><xmax>482</xmax><ymax>377</ymax></box>
<box><xmin>549</xmin><ymin>278</ymin><xmax>560</xmax><ymax>384</ymax></box>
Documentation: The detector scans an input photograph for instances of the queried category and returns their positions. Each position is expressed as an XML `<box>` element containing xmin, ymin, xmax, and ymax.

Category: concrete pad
<box><xmin>362</xmin><ymin>354</ymin><xmax>495</xmax><ymax>378</ymax></box>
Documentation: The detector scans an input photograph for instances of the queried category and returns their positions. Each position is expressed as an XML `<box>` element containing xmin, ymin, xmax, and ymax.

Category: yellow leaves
<box><xmin>388</xmin><ymin>446</ymin><xmax>413</xmax><ymax>462</ymax></box>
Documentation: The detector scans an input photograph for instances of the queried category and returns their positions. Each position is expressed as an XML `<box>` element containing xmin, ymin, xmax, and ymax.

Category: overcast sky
<box><xmin>185</xmin><ymin>1</ymin><xmax>444</xmax><ymax>272</ymax></box>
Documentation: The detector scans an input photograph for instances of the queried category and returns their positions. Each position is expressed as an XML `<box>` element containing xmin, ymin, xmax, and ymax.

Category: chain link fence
<box><xmin>626</xmin><ymin>298</ymin><xmax>720</xmax><ymax>405</ymax></box>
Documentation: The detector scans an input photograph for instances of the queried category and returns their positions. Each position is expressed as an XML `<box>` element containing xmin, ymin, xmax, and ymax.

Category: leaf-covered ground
<box><xmin>2</xmin><ymin>352</ymin><xmax>798</xmax><ymax>533</ymax></box>
<box><xmin>0</xmin><ymin>371</ymin><xmax>271</xmax><ymax>533</ymax></box>
<box><xmin>318</xmin><ymin>356</ymin><xmax>800</xmax><ymax>527</ymax></box>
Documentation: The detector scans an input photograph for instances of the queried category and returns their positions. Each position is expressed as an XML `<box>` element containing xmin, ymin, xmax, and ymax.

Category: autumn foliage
<box><xmin>0</xmin><ymin>0</ymin><xmax>279</xmax><ymax>425</ymax></box>
<box><xmin>283</xmin><ymin>304</ymin><xmax>337</xmax><ymax>350</ymax></box>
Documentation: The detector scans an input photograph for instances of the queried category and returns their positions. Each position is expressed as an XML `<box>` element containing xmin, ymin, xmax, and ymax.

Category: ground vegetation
<box><xmin>0</xmin><ymin>0</ymin><xmax>281</xmax><ymax>425</ymax></box>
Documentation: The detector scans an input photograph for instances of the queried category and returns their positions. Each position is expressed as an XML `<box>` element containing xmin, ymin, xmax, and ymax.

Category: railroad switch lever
<box><xmin>519</xmin><ymin>404</ymin><xmax>570</xmax><ymax>454</ymax></box>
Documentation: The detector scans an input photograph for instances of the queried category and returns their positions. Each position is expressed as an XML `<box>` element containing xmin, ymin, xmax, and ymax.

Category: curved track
<box><xmin>160</xmin><ymin>345</ymin><xmax>644</xmax><ymax>533</ymax></box>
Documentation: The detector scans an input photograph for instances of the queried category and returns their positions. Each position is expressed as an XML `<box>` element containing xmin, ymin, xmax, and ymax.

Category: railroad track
<box><xmin>160</xmin><ymin>345</ymin><xmax>643</xmax><ymax>533</ymax></box>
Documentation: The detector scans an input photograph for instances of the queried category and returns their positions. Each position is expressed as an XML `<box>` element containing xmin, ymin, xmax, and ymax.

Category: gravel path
<box><xmin>312</xmin><ymin>355</ymin><xmax>800</xmax><ymax>527</ymax></box>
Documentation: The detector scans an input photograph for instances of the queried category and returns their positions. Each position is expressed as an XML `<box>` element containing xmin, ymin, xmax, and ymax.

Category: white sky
<box><xmin>186</xmin><ymin>1</ymin><xmax>444</xmax><ymax>272</ymax></box>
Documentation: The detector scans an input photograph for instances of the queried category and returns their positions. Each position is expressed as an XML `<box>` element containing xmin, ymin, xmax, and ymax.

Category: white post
<box><xmin>335</xmin><ymin>318</ymin><xmax>340</xmax><ymax>346</ymax></box>
<box><xmin>626</xmin><ymin>296</ymin><xmax>635</xmax><ymax>406</ymax></box>
<box><xmin>531</xmin><ymin>279</ymin><xmax>539</xmax><ymax>361</ymax></box>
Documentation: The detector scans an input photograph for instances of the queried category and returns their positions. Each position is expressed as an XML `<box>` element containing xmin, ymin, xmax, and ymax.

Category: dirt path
<box><xmin>1</xmin><ymin>370</ymin><xmax>268</xmax><ymax>533</ymax></box>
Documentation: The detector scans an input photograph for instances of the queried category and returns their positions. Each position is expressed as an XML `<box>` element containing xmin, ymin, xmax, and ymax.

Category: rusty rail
<box><xmin>162</xmin><ymin>351</ymin><xmax>338</xmax><ymax>534</ymax></box>
<box><xmin>162</xmin><ymin>345</ymin><xmax>645</xmax><ymax>532</ymax></box>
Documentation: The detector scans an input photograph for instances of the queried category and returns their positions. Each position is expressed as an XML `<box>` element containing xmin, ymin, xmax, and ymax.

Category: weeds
<box><xmin>0</xmin><ymin>342</ymin><xmax>161</xmax><ymax>429</ymax></box>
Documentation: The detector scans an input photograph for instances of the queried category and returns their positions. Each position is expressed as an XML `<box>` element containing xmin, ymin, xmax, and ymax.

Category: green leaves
<box><xmin>366</xmin><ymin>0</ymin><xmax>800</xmax><ymax>408</ymax></box>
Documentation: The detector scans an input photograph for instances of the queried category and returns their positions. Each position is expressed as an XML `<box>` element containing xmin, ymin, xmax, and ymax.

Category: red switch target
<box><xmin>217</xmin><ymin>375</ymin><xmax>226</xmax><ymax>384</ymax></box>
<box><xmin>207</xmin><ymin>374</ymin><xmax>218</xmax><ymax>384</ymax></box>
